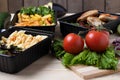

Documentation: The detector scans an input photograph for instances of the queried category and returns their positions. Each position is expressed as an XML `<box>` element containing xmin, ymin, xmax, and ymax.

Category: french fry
<box><xmin>1</xmin><ymin>31</ymin><xmax>47</xmax><ymax>50</ymax></box>
<box><xmin>15</xmin><ymin>13</ymin><xmax>54</xmax><ymax>26</ymax></box>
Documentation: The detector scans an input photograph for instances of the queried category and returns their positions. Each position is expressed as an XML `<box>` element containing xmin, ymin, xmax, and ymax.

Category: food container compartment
<box><xmin>10</xmin><ymin>10</ymin><xmax>57</xmax><ymax>32</ymax></box>
<box><xmin>0</xmin><ymin>27</ymin><xmax>53</xmax><ymax>73</ymax></box>
<box><xmin>59</xmin><ymin>11</ymin><xmax>120</xmax><ymax>37</ymax></box>
<box><xmin>59</xmin><ymin>12</ymin><xmax>89</xmax><ymax>37</ymax></box>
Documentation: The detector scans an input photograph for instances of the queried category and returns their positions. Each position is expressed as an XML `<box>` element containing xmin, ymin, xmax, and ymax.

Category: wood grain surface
<box><xmin>0</xmin><ymin>0</ymin><xmax>8</xmax><ymax>12</ymax></box>
<box><xmin>69</xmin><ymin>59</ymin><xmax>120</xmax><ymax>79</ymax></box>
<box><xmin>1</xmin><ymin>0</ymin><xmax>120</xmax><ymax>13</ymax></box>
<box><xmin>106</xmin><ymin>0</ymin><xmax>120</xmax><ymax>13</ymax></box>
<box><xmin>7</xmin><ymin>0</ymin><xmax>23</xmax><ymax>13</ymax></box>
<box><xmin>83</xmin><ymin>0</ymin><xmax>105</xmax><ymax>11</ymax></box>
<box><xmin>24</xmin><ymin>0</ymin><xmax>39</xmax><ymax>7</ymax></box>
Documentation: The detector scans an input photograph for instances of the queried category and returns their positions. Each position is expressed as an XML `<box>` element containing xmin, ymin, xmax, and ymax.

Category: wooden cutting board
<box><xmin>69</xmin><ymin>59</ymin><xmax>120</xmax><ymax>79</ymax></box>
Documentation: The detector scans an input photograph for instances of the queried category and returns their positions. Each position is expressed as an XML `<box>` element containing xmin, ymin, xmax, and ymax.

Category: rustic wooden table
<box><xmin>0</xmin><ymin>14</ymin><xmax>119</xmax><ymax>80</ymax></box>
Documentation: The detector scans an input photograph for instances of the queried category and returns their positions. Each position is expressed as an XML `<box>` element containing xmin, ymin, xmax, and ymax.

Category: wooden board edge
<box><xmin>69</xmin><ymin>62</ymin><xmax>120</xmax><ymax>79</ymax></box>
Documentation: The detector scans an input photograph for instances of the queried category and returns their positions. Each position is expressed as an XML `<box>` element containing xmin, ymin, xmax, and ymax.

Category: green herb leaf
<box><xmin>0</xmin><ymin>50</ymin><xmax>9</xmax><ymax>54</ymax></box>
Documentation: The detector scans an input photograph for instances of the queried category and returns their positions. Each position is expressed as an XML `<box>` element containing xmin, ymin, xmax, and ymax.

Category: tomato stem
<box><xmin>78</xmin><ymin>30</ymin><xmax>89</xmax><ymax>36</ymax></box>
<box><xmin>78</xmin><ymin>24</ymin><xmax>112</xmax><ymax>36</ymax></box>
<box><xmin>95</xmin><ymin>25</ymin><xmax>113</xmax><ymax>33</ymax></box>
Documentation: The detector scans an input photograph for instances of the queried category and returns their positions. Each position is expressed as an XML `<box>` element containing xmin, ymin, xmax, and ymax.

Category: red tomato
<box><xmin>85</xmin><ymin>30</ymin><xmax>109</xmax><ymax>52</ymax></box>
<box><xmin>63</xmin><ymin>33</ymin><xmax>84</xmax><ymax>54</ymax></box>
<box><xmin>101</xmin><ymin>30</ymin><xmax>110</xmax><ymax>37</ymax></box>
<box><xmin>91</xmin><ymin>28</ymin><xmax>110</xmax><ymax>37</ymax></box>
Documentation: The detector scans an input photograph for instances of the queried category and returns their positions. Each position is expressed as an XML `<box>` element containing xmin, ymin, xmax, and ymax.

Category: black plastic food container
<box><xmin>59</xmin><ymin>11</ymin><xmax>120</xmax><ymax>37</ymax></box>
<box><xmin>10</xmin><ymin>11</ymin><xmax>57</xmax><ymax>32</ymax></box>
<box><xmin>59</xmin><ymin>12</ymin><xmax>88</xmax><ymax>37</ymax></box>
<box><xmin>0</xmin><ymin>27</ymin><xmax>54</xmax><ymax>73</ymax></box>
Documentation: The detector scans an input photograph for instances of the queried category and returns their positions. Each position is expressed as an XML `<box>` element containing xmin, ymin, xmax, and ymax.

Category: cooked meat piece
<box><xmin>99</xmin><ymin>13</ymin><xmax>118</xmax><ymax>22</ymax></box>
<box><xmin>77</xmin><ymin>10</ymin><xmax>99</xmax><ymax>22</ymax></box>
<box><xmin>87</xmin><ymin>16</ymin><xmax>105</xmax><ymax>27</ymax></box>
